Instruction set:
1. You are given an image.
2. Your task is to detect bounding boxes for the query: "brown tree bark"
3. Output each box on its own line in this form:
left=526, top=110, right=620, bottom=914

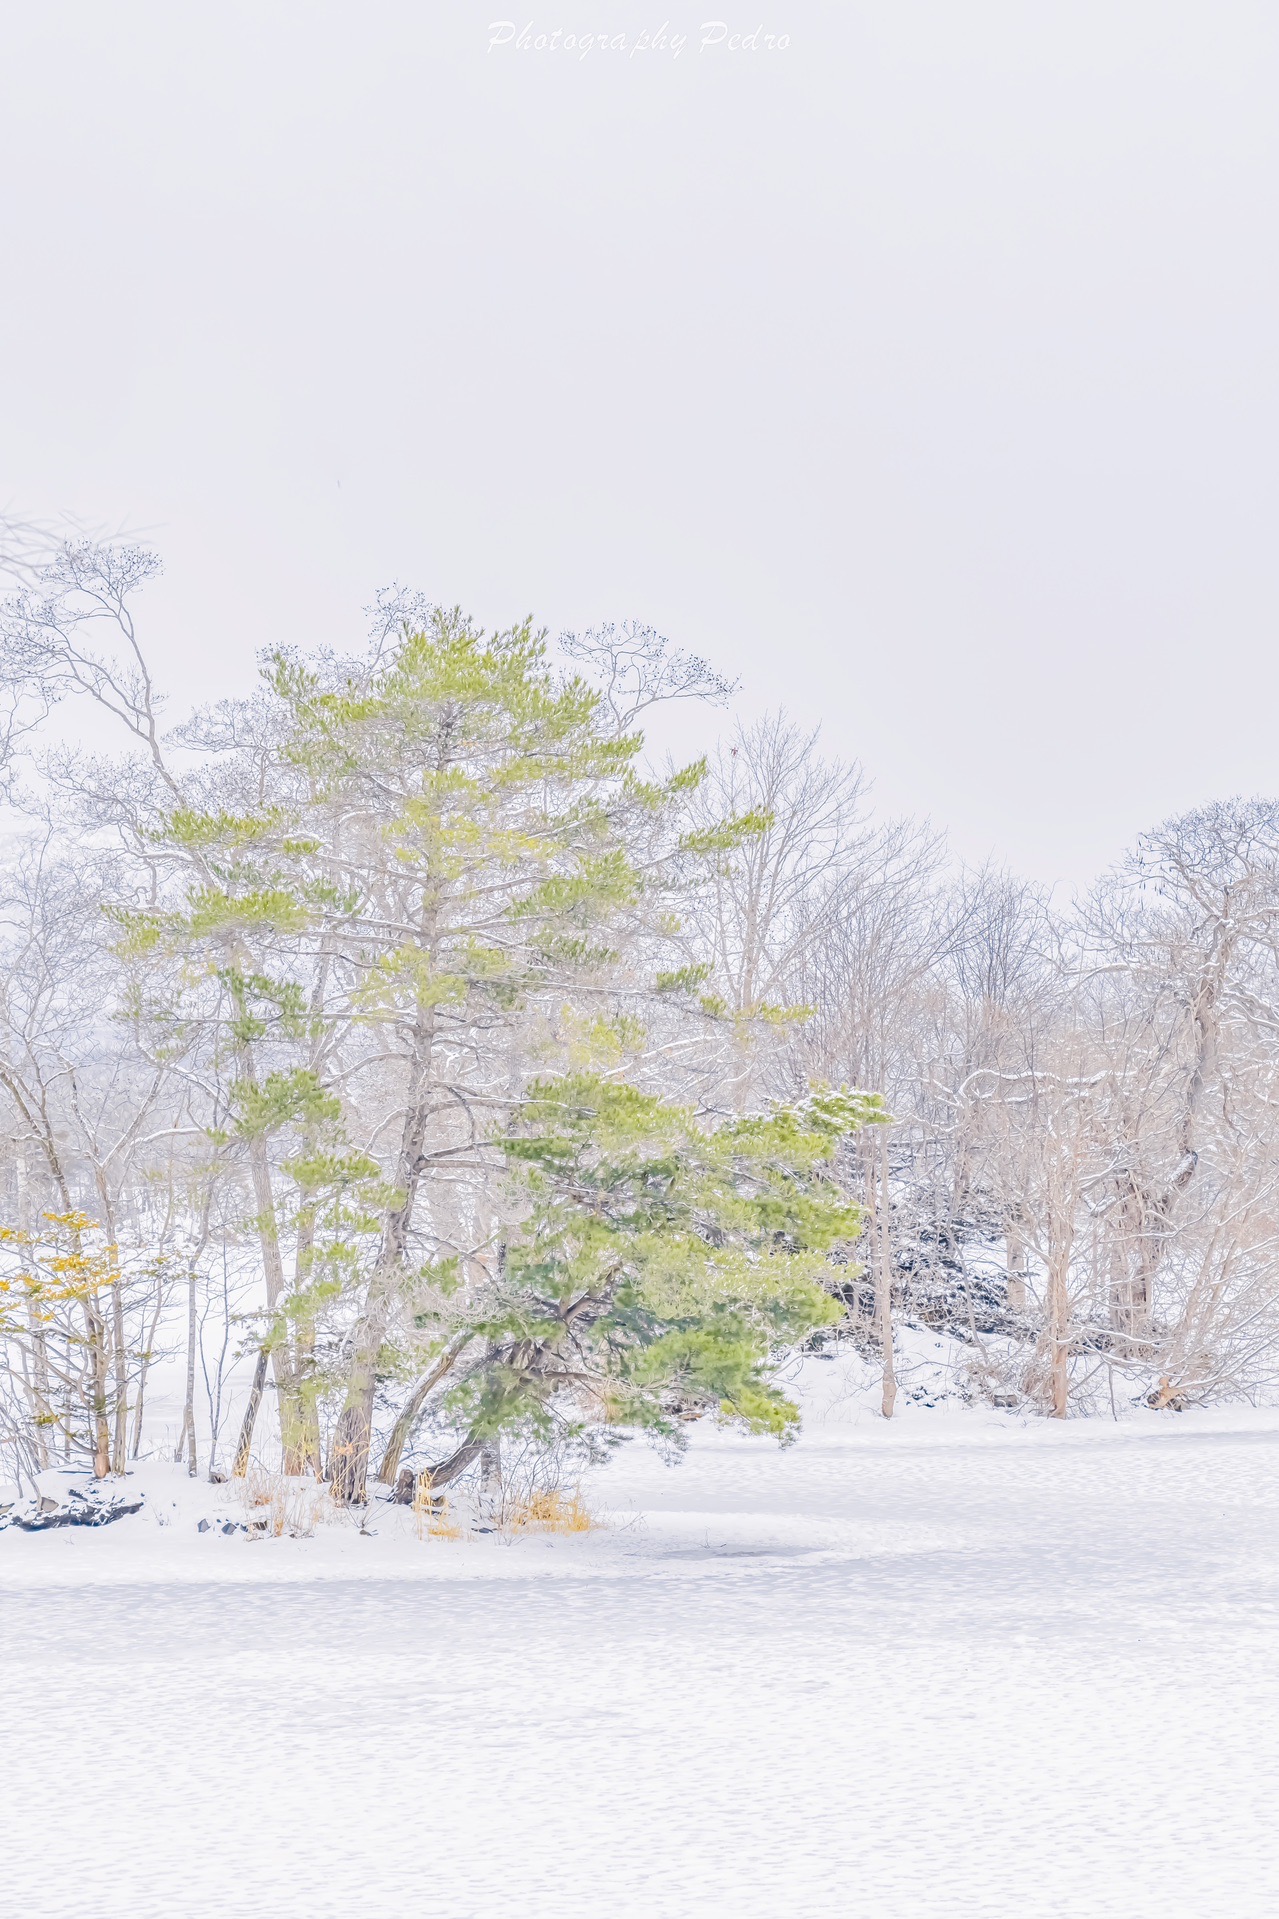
left=282, top=1190, right=322, bottom=1476
left=869, top=1129, right=897, bottom=1419
left=1005, top=1217, right=1028, bottom=1314
left=233, top=1346, right=270, bottom=1477
left=1047, top=1247, right=1070, bottom=1419
left=84, top=1292, right=113, bottom=1478
left=375, top=1332, right=475, bottom=1486
left=330, top=989, right=439, bottom=1503
left=175, top=1264, right=199, bottom=1476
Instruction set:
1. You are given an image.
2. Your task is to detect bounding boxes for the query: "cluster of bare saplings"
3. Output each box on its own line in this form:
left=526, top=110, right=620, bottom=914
left=2, top=518, right=1278, bottom=1503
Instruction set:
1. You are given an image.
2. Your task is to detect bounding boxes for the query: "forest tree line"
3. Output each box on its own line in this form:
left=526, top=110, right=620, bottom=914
left=2, top=521, right=1277, bottom=1495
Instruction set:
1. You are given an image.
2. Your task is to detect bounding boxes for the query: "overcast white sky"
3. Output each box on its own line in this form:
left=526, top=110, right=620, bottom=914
left=2, top=2, right=1276, bottom=889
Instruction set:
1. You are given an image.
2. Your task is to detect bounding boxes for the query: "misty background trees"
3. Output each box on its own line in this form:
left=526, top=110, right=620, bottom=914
left=3, top=519, right=1279, bottom=1497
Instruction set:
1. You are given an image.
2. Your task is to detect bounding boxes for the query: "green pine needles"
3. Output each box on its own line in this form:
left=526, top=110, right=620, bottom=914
left=429, top=1078, right=886, bottom=1470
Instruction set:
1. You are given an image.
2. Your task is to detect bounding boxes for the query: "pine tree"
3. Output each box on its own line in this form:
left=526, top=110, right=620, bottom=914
left=411, top=1078, right=885, bottom=1487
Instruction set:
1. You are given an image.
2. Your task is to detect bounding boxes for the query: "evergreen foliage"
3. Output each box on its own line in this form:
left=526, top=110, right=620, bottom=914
left=421, top=1079, right=885, bottom=1478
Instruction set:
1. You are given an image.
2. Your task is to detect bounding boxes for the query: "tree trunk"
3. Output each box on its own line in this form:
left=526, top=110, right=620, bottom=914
left=24, top=1304, right=54, bottom=1471
left=330, top=992, right=439, bottom=1503
left=233, top=1346, right=270, bottom=1477
left=244, top=1123, right=301, bottom=1457
left=327, top=1291, right=389, bottom=1504
left=282, top=1195, right=322, bottom=1476
left=15, top=1154, right=53, bottom=1469
left=877, top=1132, right=897, bottom=1420
left=85, top=1294, right=112, bottom=1478
left=109, top=1266, right=129, bottom=1474
left=1006, top=1218, right=1028, bottom=1314
left=375, top=1333, right=475, bottom=1485
left=229, top=995, right=303, bottom=1467
left=176, top=1264, right=199, bottom=1476
left=480, top=1436, right=502, bottom=1504
left=289, top=1325, right=323, bottom=1479
left=130, top=1265, right=171, bottom=1461
left=1047, top=1248, right=1070, bottom=1419
left=419, top=1436, right=484, bottom=1492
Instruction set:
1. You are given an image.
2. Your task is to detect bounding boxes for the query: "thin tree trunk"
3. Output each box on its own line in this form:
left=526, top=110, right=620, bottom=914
left=233, top=1346, right=270, bottom=1477
left=176, top=1265, right=199, bottom=1476
left=24, top=1302, right=54, bottom=1471
left=480, top=1435, right=502, bottom=1504
left=376, top=1333, right=476, bottom=1485
left=1006, top=1216, right=1028, bottom=1314
left=283, top=1190, right=322, bottom=1476
left=229, top=984, right=301, bottom=1464
left=1107, top=1232, right=1131, bottom=1338
left=330, top=989, right=439, bottom=1503
left=15, top=1153, right=52, bottom=1469
left=108, top=1263, right=129, bottom=1474
left=85, top=1294, right=112, bottom=1478
left=244, top=1120, right=297, bottom=1452
left=131, top=1266, right=172, bottom=1461
left=877, top=1129, right=897, bottom=1420
left=1047, top=1246, right=1070, bottom=1419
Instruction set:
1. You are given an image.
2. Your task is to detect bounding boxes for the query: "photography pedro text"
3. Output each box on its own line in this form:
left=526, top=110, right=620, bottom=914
left=487, top=21, right=791, bottom=57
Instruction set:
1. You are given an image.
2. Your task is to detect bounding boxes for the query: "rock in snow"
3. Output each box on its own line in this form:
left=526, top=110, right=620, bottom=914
left=2, top=1486, right=144, bottom=1532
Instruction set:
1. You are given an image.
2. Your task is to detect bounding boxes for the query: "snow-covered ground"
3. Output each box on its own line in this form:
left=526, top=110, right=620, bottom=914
left=4, top=1346, right=1279, bottom=1918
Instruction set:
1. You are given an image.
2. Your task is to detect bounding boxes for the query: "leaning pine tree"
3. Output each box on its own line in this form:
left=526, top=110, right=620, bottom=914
left=406, top=1077, right=886, bottom=1490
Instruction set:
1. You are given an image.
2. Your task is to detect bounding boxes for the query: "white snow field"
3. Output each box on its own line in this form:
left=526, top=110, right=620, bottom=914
left=4, top=1355, right=1279, bottom=1919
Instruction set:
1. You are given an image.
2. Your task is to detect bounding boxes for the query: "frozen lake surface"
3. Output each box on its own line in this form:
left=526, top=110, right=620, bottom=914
left=5, top=1391, right=1279, bottom=1917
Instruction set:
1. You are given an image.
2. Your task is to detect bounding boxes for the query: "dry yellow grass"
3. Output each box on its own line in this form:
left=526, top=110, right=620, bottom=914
left=502, top=1487, right=593, bottom=1535
left=412, top=1477, right=463, bottom=1541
